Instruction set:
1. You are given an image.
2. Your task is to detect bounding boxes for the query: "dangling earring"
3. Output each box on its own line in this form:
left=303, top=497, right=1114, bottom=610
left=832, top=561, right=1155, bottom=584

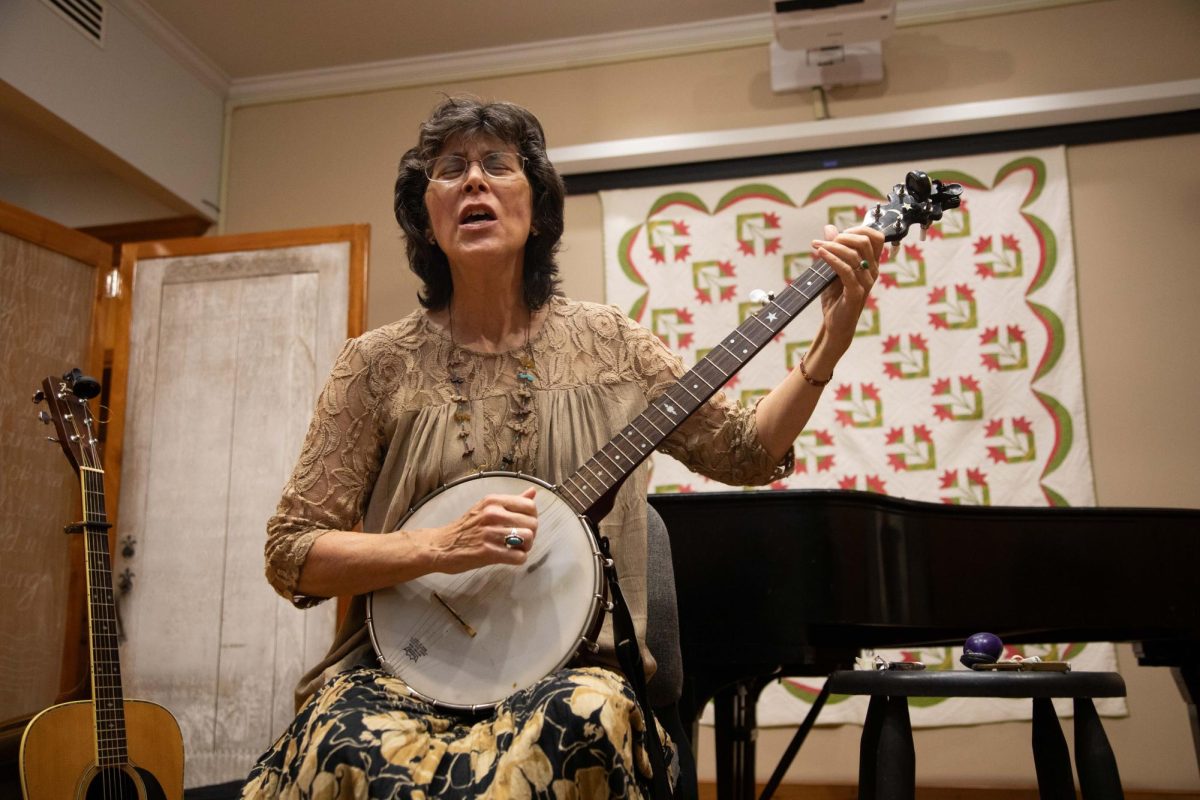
left=529, top=225, right=540, bottom=237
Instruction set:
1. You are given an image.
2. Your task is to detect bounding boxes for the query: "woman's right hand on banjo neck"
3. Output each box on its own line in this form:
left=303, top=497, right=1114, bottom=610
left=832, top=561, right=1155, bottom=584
left=294, top=487, right=539, bottom=598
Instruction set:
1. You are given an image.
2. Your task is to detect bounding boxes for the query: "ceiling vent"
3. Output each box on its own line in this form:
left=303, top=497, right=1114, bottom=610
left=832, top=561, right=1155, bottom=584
left=39, top=0, right=106, bottom=47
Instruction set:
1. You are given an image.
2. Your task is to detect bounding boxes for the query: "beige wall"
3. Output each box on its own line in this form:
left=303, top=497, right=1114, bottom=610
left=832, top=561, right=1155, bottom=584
left=223, top=0, right=1200, bottom=790
left=3, top=0, right=224, bottom=215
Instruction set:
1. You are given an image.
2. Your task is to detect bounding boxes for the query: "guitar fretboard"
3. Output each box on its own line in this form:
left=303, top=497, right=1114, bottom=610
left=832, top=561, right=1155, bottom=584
left=82, top=465, right=128, bottom=767
left=556, top=259, right=840, bottom=518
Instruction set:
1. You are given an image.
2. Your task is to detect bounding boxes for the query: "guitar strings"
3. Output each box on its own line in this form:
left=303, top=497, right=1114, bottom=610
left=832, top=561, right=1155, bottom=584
left=62, top=385, right=132, bottom=797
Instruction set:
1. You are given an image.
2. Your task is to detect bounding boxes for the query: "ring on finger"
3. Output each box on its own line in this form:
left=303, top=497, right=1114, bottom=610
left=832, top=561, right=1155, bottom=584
left=858, top=259, right=871, bottom=271
left=504, top=527, right=524, bottom=549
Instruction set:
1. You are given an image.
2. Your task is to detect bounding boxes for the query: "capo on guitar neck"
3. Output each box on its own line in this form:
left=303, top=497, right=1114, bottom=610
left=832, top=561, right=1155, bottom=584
left=63, top=520, right=113, bottom=535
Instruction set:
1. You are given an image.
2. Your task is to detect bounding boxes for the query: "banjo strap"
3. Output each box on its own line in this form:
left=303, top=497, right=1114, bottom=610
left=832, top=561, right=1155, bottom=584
left=600, top=535, right=674, bottom=800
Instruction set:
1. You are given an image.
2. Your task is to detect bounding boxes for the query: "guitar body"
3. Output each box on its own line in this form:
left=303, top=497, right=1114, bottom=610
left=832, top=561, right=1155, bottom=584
left=19, top=699, right=184, bottom=799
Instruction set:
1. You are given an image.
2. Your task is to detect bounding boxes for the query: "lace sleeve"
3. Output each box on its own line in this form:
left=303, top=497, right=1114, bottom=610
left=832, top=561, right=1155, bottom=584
left=616, top=310, right=793, bottom=486
left=265, top=337, right=385, bottom=607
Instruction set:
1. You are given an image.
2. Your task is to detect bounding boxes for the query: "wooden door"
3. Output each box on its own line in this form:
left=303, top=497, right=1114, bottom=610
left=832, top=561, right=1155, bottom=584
left=0, top=201, right=109, bottom=726
left=108, top=226, right=367, bottom=787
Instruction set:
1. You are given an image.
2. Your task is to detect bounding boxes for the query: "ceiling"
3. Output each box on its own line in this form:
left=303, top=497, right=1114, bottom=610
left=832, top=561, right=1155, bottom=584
left=0, top=0, right=805, bottom=227
left=136, top=0, right=773, bottom=80
left=4, top=0, right=1100, bottom=228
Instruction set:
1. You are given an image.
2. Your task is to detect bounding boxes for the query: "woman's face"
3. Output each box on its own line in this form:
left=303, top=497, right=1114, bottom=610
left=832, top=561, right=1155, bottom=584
left=423, top=132, right=533, bottom=273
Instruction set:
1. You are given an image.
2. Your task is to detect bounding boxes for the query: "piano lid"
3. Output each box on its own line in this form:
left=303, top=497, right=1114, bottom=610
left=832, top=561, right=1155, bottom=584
left=649, top=489, right=1200, bottom=662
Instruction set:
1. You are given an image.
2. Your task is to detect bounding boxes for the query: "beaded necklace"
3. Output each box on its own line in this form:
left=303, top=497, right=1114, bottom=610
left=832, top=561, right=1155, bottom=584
left=446, top=306, right=537, bottom=472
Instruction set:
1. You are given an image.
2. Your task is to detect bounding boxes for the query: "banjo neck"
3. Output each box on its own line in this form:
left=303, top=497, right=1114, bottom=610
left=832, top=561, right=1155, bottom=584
left=367, top=172, right=962, bottom=711
left=556, top=259, right=839, bottom=524
left=555, top=170, right=963, bottom=524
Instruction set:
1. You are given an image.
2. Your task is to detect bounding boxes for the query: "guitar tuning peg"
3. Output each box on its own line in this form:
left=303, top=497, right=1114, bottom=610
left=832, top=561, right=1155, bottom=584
left=72, top=374, right=101, bottom=400
left=32, top=389, right=45, bottom=404
left=748, top=289, right=775, bottom=305
left=37, top=411, right=51, bottom=425
left=46, top=436, right=59, bottom=444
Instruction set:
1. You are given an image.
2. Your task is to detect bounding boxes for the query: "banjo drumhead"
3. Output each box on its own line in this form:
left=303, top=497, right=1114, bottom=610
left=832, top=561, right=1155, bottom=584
left=368, top=474, right=603, bottom=710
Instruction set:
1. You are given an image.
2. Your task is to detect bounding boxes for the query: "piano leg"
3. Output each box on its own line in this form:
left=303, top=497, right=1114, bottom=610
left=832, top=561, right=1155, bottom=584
left=712, top=677, right=778, bottom=800
left=714, top=681, right=756, bottom=800
left=1171, top=664, right=1200, bottom=775
left=1134, top=642, right=1200, bottom=777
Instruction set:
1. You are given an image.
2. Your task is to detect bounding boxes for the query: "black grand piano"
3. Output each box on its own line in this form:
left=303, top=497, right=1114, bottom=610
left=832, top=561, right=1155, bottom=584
left=649, top=489, right=1200, bottom=799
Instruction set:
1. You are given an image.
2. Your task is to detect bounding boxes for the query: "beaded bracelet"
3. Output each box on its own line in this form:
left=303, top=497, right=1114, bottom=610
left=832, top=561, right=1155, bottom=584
left=799, top=354, right=831, bottom=388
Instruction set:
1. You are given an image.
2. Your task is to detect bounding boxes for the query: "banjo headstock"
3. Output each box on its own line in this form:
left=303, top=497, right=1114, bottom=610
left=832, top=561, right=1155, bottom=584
left=864, top=170, right=964, bottom=244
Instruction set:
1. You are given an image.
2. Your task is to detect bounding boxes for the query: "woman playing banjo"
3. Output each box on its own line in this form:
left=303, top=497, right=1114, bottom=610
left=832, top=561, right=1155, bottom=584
left=244, top=96, right=884, bottom=798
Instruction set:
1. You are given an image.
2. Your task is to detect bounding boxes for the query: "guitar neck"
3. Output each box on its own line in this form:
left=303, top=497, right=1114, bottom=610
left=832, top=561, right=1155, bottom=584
left=558, top=258, right=840, bottom=519
left=81, top=466, right=128, bottom=766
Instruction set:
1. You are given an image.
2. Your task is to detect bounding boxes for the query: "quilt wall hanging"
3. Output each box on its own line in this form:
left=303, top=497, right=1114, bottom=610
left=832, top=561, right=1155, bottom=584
left=601, top=146, right=1122, bottom=725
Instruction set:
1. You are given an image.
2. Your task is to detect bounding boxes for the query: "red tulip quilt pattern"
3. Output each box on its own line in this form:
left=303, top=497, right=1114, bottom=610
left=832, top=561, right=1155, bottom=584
left=602, top=147, right=1122, bottom=725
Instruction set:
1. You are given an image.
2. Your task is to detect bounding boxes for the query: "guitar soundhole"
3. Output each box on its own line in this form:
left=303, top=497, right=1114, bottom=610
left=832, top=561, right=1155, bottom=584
left=84, top=767, right=139, bottom=799
left=83, top=765, right=166, bottom=800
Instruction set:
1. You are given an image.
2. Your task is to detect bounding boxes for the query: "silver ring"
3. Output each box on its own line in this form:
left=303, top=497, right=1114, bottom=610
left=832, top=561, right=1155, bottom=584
left=858, top=259, right=871, bottom=271
left=504, top=528, right=524, bottom=549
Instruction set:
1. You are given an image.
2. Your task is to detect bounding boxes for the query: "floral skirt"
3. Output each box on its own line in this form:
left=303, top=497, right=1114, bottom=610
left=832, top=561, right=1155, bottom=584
left=241, top=666, right=671, bottom=800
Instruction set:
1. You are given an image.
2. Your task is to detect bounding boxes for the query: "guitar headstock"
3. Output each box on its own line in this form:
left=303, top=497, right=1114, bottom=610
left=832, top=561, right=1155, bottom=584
left=863, top=171, right=963, bottom=244
left=33, top=368, right=104, bottom=474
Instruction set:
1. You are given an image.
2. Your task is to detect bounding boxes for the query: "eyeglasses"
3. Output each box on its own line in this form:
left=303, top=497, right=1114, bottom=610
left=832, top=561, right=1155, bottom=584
left=425, top=152, right=527, bottom=183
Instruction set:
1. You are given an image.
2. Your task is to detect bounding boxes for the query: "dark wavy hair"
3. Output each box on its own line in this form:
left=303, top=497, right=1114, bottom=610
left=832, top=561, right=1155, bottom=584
left=394, top=97, right=565, bottom=311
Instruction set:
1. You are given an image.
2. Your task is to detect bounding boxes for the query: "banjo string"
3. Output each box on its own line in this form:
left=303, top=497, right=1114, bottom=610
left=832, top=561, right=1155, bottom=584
left=402, top=496, right=576, bottom=646
left=392, top=488, right=585, bottom=663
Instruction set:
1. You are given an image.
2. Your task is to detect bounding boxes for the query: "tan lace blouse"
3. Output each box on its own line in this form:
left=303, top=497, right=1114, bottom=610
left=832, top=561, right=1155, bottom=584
left=266, top=296, right=791, bottom=704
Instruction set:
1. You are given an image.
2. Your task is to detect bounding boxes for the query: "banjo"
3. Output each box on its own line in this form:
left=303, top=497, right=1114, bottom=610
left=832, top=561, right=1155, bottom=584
left=367, top=171, right=963, bottom=711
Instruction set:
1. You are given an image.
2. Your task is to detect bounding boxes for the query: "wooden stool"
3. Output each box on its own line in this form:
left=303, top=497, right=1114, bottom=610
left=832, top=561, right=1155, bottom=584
left=824, top=670, right=1126, bottom=800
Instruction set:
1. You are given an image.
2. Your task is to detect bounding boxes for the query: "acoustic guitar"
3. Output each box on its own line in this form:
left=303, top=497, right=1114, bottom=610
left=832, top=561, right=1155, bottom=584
left=367, top=171, right=963, bottom=710
left=21, top=369, right=184, bottom=799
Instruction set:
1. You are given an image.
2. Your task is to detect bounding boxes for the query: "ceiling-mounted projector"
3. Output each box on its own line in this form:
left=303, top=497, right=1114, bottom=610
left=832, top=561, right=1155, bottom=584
left=770, top=0, right=897, bottom=92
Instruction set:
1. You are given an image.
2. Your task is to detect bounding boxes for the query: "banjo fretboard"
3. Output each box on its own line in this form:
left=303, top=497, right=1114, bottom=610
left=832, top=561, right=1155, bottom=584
left=556, top=259, right=840, bottom=519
